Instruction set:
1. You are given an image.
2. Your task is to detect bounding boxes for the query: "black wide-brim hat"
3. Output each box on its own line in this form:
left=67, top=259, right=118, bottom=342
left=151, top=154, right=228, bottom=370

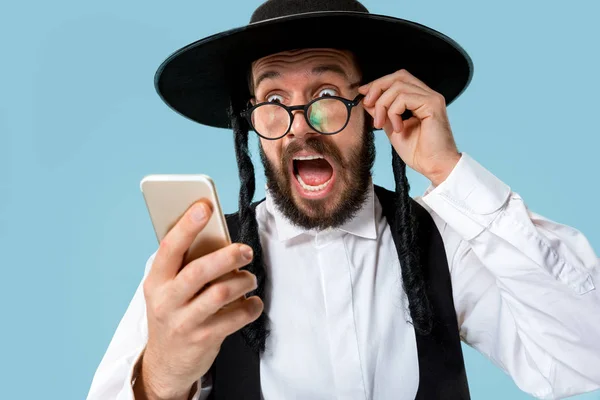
left=154, top=0, right=474, bottom=129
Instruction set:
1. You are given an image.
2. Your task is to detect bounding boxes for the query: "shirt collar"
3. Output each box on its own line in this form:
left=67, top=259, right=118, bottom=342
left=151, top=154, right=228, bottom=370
left=265, top=182, right=377, bottom=242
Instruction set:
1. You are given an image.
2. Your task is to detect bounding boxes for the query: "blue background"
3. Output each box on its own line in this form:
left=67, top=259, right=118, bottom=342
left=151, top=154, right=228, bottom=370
left=1, top=0, right=598, bottom=399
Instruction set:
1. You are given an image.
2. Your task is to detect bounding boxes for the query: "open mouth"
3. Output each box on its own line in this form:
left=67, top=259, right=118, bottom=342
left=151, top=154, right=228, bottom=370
left=292, top=154, right=335, bottom=196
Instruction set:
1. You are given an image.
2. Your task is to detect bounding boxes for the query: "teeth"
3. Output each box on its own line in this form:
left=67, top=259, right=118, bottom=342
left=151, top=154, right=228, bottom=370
left=296, top=174, right=332, bottom=192
left=293, top=155, right=324, bottom=161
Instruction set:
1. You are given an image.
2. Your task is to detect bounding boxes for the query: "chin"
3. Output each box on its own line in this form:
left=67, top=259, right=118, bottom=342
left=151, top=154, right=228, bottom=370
left=291, top=185, right=343, bottom=218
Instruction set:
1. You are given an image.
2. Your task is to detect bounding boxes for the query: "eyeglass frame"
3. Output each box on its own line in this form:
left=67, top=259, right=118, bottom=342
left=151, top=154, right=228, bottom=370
left=240, top=93, right=365, bottom=140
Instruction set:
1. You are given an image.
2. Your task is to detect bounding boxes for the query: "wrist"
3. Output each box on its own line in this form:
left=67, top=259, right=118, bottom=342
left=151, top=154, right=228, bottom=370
left=134, top=373, right=192, bottom=400
left=425, top=152, right=461, bottom=187
left=134, top=352, right=192, bottom=400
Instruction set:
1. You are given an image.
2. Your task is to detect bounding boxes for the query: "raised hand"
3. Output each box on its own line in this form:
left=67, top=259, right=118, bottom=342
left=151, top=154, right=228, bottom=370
left=359, top=69, right=461, bottom=186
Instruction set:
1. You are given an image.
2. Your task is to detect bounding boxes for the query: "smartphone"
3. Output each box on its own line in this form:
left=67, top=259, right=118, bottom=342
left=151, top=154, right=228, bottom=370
left=140, top=174, right=231, bottom=265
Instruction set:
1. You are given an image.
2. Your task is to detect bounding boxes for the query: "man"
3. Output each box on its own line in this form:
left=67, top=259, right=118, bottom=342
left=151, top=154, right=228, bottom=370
left=87, top=1, right=600, bottom=399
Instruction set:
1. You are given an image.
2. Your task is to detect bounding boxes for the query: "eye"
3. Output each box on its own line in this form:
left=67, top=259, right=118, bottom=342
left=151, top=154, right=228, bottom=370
left=266, top=94, right=284, bottom=103
left=317, top=88, right=338, bottom=98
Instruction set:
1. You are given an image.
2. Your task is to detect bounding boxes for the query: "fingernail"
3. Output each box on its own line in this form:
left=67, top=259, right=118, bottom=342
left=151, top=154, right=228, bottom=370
left=192, top=204, right=207, bottom=223
left=240, top=245, right=253, bottom=261
left=252, top=274, right=258, bottom=289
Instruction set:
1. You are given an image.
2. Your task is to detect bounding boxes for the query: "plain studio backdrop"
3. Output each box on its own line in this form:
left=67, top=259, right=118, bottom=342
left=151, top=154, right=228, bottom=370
left=0, top=0, right=598, bottom=399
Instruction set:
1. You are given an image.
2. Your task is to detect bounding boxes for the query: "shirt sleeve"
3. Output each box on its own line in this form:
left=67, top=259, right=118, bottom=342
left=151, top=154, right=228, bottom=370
left=85, top=252, right=212, bottom=400
left=418, top=153, right=600, bottom=399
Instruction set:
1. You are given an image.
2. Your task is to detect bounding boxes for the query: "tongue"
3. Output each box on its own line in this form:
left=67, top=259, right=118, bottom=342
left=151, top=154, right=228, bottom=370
left=296, top=159, right=333, bottom=186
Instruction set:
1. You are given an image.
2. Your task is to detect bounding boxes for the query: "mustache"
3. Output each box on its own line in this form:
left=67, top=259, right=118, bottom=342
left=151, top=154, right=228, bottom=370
left=281, top=137, right=345, bottom=169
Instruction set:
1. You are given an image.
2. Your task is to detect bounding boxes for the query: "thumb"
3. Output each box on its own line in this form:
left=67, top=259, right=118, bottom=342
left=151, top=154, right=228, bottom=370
left=358, top=82, right=372, bottom=94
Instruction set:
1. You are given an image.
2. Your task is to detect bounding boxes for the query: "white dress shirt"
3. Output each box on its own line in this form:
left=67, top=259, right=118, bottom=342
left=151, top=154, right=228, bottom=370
left=86, top=153, right=600, bottom=400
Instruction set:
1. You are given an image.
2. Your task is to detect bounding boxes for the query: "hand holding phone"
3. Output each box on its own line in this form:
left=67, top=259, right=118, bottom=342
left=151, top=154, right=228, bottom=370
left=134, top=175, right=264, bottom=400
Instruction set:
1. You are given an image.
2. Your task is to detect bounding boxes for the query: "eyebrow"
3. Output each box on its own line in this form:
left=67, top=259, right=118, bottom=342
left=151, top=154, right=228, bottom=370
left=311, top=64, right=349, bottom=80
left=254, top=71, right=281, bottom=90
left=254, top=64, right=354, bottom=90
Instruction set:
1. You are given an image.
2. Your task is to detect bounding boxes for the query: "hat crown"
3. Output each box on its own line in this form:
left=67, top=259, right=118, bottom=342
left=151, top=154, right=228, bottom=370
left=155, top=0, right=473, bottom=130
left=250, top=0, right=369, bottom=23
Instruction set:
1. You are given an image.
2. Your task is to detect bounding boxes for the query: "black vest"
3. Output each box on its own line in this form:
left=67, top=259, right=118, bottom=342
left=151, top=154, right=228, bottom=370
left=208, top=185, right=470, bottom=399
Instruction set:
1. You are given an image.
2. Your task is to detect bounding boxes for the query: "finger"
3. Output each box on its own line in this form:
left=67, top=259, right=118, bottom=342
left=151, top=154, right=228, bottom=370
left=200, top=296, right=264, bottom=340
left=362, top=85, right=380, bottom=109
left=147, top=200, right=214, bottom=286
left=364, top=69, right=437, bottom=107
left=372, top=81, right=426, bottom=130
left=387, top=91, right=413, bottom=133
left=388, top=100, right=404, bottom=134
left=372, top=83, right=392, bottom=129
left=374, top=101, right=387, bottom=130
left=219, top=295, right=246, bottom=311
left=396, top=91, right=433, bottom=122
left=395, top=69, right=435, bottom=94
left=358, top=82, right=372, bottom=94
left=383, top=92, right=428, bottom=137
left=363, top=69, right=413, bottom=107
left=184, top=271, right=259, bottom=325
left=170, top=243, right=254, bottom=304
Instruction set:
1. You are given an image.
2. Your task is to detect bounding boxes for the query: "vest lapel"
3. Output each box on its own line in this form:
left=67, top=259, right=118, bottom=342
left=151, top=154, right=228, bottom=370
left=207, top=211, right=262, bottom=399
left=374, top=185, right=470, bottom=399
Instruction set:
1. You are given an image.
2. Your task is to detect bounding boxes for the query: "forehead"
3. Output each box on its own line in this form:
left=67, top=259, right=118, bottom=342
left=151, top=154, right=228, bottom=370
left=251, top=48, right=360, bottom=86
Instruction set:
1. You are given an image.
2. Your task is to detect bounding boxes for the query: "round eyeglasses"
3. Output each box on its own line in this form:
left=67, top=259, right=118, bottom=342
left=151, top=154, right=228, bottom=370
left=240, top=94, right=365, bottom=140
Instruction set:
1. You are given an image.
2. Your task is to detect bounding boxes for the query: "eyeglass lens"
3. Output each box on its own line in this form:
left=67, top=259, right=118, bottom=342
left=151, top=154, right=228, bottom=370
left=251, top=97, right=349, bottom=139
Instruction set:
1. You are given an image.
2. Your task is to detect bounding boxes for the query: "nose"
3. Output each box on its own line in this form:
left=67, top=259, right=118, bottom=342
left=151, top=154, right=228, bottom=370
left=289, top=109, right=316, bottom=139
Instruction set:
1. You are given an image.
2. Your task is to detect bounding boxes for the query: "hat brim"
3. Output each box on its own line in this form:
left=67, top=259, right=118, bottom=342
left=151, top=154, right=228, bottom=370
left=154, top=11, right=474, bottom=129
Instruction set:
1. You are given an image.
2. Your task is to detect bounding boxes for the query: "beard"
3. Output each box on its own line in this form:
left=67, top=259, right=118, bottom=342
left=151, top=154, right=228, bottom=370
left=259, top=127, right=376, bottom=231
